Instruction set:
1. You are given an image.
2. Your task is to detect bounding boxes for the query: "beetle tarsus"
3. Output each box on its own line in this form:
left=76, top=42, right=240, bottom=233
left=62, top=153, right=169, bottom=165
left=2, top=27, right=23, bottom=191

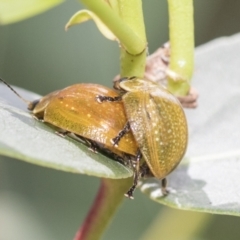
left=110, top=138, right=119, bottom=147
left=96, top=95, right=104, bottom=103
left=88, top=146, right=98, bottom=153
left=124, top=189, right=134, bottom=199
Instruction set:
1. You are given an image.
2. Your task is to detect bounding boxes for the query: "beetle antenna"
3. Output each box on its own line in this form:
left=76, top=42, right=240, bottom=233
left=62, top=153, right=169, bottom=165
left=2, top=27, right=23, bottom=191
left=0, top=77, right=31, bottom=105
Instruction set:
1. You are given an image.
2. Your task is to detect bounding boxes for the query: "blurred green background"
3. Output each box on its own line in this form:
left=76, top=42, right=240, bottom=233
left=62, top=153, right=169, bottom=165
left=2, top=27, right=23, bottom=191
left=1, top=1, right=240, bottom=239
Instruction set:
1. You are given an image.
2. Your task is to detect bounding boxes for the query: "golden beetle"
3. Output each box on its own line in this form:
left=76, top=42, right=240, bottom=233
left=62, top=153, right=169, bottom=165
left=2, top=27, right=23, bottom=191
left=97, top=76, right=188, bottom=193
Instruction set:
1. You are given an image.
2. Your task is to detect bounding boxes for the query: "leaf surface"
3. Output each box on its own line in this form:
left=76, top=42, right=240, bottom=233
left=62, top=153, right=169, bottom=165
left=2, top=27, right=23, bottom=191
left=140, top=34, right=240, bottom=216
left=0, top=0, right=64, bottom=25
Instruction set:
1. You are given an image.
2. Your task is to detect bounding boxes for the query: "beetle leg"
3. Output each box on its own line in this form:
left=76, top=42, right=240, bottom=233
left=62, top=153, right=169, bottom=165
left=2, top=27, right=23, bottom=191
left=55, top=130, right=69, bottom=138
left=139, top=162, right=153, bottom=178
left=111, top=154, right=125, bottom=165
left=31, top=114, right=44, bottom=122
left=81, top=138, right=99, bottom=153
left=111, top=122, right=130, bottom=147
left=105, top=151, right=127, bottom=166
left=73, top=135, right=99, bottom=153
left=124, top=150, right=142, bottom=199
left=87, top=141, right=99, bottom=153
left=137, top=164, right=169, bottom=197
left=96, top=95, right=122, bottom=103
left=161, top=178, right=169, bottom=196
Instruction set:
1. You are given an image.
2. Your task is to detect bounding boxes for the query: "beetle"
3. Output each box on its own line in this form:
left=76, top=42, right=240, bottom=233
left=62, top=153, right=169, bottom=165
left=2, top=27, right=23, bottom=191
left=96, top=76, right=188, bottom=190
left=0, top=77, right=154, bottom=199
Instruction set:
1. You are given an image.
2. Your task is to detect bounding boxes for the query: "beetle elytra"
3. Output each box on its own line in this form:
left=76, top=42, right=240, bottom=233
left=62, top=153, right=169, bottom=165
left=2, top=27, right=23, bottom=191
left=97, top=76, right=188, bottom=193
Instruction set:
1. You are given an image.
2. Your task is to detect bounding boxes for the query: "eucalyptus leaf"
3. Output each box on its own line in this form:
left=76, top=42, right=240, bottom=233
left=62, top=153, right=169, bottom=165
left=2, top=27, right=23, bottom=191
left=0, top=85, right=132, bottom=179
left=65, top=10, right=116, bottom=41
left=0, top=0, right=64, bottom=25
left=140, top=33, right=240, bottom=216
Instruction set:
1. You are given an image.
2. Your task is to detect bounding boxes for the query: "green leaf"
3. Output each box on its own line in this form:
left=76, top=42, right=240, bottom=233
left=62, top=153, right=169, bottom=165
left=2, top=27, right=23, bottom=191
left=0, top=84, right=132, bottom=179
left=65, top=10, right=116, bottom=41
left=140, top=33, right=240, bottom=216
left=0, top=0, right=64, bottom=25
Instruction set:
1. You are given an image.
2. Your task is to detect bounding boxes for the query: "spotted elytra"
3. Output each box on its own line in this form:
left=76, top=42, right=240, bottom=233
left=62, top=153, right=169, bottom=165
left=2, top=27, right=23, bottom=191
left=96, top=76, right=188, bottom=188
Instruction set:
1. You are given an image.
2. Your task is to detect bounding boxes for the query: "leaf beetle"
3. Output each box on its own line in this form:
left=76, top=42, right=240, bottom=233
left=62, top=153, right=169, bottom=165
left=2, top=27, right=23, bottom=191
left=96, top=76, right=188, bottom=193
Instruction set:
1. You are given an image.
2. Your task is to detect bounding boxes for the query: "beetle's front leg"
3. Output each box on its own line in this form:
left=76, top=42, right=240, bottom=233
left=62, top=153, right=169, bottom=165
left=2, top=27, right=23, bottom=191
left=96, top=95, right=122, bottom=103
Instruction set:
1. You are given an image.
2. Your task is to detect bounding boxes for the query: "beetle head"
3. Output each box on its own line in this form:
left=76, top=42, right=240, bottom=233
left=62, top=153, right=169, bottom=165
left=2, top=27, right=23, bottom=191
left=115, top=77, right=159, bottom=93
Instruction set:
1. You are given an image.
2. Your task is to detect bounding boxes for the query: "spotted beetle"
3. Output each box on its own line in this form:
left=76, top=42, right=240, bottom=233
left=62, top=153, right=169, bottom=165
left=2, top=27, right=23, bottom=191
left=97, top=76, right=188, bottom=193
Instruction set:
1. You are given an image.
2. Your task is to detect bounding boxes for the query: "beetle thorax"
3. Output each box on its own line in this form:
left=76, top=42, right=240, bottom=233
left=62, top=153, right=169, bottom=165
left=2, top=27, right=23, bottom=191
left=120, top=78, right=158, bottom=92
left=120, top=78, right=180, bottom=107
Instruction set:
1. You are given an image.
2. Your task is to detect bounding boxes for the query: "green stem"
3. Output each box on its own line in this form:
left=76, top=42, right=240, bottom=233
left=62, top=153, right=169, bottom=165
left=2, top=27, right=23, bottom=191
left=80, top=0, right=146, bottom=55
left=76, top=1, right=147, bottom=239
left=167, top=0, right=194, bottom=95
left=118, top=0, right=147, bottom=77
left=120, top=50, right=146, bottom=78
left=74, top=178, right=133, bottom=240
left=108, top=0, right=120, bottom=14
left=140, top=208, right=213, bottom=240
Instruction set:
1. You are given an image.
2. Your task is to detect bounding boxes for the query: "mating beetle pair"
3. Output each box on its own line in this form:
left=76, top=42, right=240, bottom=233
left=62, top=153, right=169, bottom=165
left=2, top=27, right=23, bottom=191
left=0, top=76, right=188, bottom=199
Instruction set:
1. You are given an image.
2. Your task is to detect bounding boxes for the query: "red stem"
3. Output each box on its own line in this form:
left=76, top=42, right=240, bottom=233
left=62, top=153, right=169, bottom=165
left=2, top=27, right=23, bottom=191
left=74, top=180, right=107, bottom=240
left=74, top=178, right=132, bottom=240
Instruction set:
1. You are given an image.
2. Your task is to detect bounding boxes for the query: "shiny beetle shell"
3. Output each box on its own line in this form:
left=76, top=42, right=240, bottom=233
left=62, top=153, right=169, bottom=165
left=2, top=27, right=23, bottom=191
left=115, top=77, right=188, bottom=179
left=31, top=84, right=138, bottom=157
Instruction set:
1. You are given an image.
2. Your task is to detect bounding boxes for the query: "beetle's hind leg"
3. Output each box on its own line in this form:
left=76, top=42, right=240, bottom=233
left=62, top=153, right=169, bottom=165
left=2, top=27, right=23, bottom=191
left=125, top=150, right=142, bottom=199
left=132, top=162, right=169, bottom=197
left=111, top=122, right=130, bottom=147
left=161, top=178, right=168, bottom=196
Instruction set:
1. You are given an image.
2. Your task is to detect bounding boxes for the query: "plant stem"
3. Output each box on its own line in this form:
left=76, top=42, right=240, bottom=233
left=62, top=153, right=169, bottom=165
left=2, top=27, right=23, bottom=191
left=76, top=1, right=147, bottom=239
left=167, top=0, right=194, bottom=95
left=107, top=0, right=120, bottom=15
left=117, top=0, right=147, bottom=77
left=80, top=0, right=146, bottom=55
left=140, top=208, right=213, bottom=240
left=74, top=178, right=133, bottom=240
